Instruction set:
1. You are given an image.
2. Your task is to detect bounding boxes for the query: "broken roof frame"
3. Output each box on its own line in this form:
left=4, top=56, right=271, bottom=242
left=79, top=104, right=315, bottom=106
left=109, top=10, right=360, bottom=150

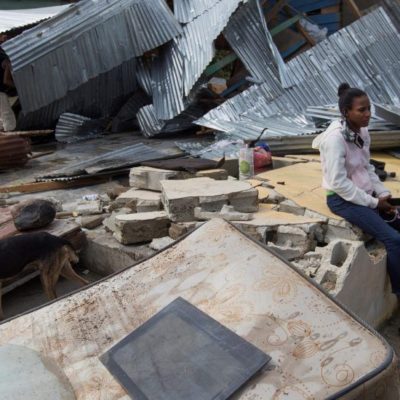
left=2, top=0, right=183, bottom=122
left=137, top=0, right=292, bottom=137
left=195, top=6, right=400, bottom=140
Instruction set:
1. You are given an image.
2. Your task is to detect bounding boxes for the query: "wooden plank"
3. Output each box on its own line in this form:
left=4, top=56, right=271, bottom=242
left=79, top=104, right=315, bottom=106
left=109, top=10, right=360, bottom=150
left=296, top=21, right=316, bottom=46
left=289, top=0, right=340, bottom=13
left=2, top=272, right=40, bottom=295
left=321, top=5, right=340, bottom=14
left=0, top=130, right=54, bottom=138
left=0, top=176, right=109, bottom=194
left=205, top=53, right=237, bottom=77
left=30, top=151, right=55, bottom=160
left=310, top=13, right=341, bottom=24
left=343, top=0, right=362, bottom=18
left=205, top=13, right=301, bottom=77
left=266, top=0, right=287, bottom=23
left=270, top=14, right=302, bottom=35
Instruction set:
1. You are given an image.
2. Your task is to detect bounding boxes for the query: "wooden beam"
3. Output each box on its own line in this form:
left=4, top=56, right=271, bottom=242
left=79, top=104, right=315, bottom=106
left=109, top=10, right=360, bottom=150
left=343, top=0, right=362, bottom=18
left=0, top=130, right=54, bottom=138
left=266, top=0, right=287, bottom=23
left=0, top=176, right=109, bottom=194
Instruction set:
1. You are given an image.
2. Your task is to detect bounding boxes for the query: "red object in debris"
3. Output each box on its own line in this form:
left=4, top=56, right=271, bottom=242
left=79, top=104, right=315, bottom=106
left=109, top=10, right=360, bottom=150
left=0, top=136, right=31, bottom=169
left=253, top=146, right=272, bottom=169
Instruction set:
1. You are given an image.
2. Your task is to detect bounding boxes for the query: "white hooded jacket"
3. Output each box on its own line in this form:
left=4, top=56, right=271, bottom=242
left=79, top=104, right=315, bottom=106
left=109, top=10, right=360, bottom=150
left=312, top=120, right=390, bottom=208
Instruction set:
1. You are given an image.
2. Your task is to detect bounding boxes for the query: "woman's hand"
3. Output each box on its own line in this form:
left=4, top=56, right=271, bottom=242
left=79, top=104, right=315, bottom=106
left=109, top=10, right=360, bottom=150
left=377, top=195, right=395, bottom=213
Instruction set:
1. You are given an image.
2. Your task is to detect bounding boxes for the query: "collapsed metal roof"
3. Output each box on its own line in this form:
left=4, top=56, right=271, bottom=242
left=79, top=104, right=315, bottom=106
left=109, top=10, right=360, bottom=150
left=223, top=0, right=282, bottom=90
left=150, top=0, right=242, bottom=121
left=196, top=7, right=400, bottom=139
left=173, top=0, right=220, bottom=23
left=0, top=5, right=69, bottom=34
left=17, top=58, right=138, bottom=130
left=2, top=0, right=182, bottom=119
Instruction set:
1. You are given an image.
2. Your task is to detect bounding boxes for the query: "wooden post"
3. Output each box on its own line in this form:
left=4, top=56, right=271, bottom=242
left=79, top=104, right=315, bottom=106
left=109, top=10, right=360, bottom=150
left=343, top=0, right=362, bottom=18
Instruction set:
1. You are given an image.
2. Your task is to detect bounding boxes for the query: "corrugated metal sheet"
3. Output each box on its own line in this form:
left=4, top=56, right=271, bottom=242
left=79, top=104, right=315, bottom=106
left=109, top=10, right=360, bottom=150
left=223, top=0, right=282, bottom=90
left=137, top=84, right=214, bottom=137
left=16, top=58, right=137, bottom=130
left=111, top=89, right=151, bottom=133
left=0, top=136, right=31, bottom=168
left=136, top=59, right=154, bottom=98
left=152, top=0, right=242, bottom=120
left=196, top=7, right=400, bottom=139
left=55, top=113, right=91, bottom=140
left=0, top=5, right=69, bottom=34
left=2, top=0, right=182, bottom=114
left=383, top=0, right=400, bottom=31
left=306, top=105, right=399, bottom=131
left=137, top=103, right=206, bottom=137
left=174, top=0, right=220, bottom=23
left=223, top=0, right=290, bottom=88
left=36, top=143, right=175, bottom=179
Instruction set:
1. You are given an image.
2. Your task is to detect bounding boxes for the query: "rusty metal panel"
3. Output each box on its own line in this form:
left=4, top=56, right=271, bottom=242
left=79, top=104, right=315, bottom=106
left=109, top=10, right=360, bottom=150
left=0, top=136, right=31, bottom=168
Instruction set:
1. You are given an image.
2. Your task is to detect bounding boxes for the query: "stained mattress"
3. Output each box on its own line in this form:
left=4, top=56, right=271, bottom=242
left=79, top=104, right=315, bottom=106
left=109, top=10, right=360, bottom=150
left=0, top=219, right=397, bottom=399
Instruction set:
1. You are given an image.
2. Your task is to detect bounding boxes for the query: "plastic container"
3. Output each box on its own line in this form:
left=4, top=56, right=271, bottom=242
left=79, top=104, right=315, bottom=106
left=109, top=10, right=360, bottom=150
left=239, top=146, right=254, bottom=180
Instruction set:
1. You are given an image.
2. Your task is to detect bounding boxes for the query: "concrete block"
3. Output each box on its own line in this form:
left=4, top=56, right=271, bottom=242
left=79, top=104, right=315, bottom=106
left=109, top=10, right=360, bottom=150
left=129, top=166, right=186, bottom=191
left=279, top=199, right=305, bottom=216
left=75, top=200, right=103, bottom=216
left=315, top=239, right=397, bottom=327
left=303, top=209, right=329, bottom=224
left=325, top=218, right=364, bottom=242
left=267, top=243, right=305, bottom=261
left=113, top=188, right=162, bottom=212
left=220, top=158, right=239, bottom=178
left=275, top=225, right=313, bottom=251
left=293, top=252, right=322, bottom=278
left=79, top=228, right=155, bottom=275
left=161, top=178, right=258, bottom=222
left=169, top=222, right=198, bottom=240
left=234, top=223, right=269, bottom=243
left=229, top=189, right=259, bottom=213
left=262, top=187, right=285, bottom=204
left=150, top=236, right=175, bottom=251
left=103, top=208, right=132, bottom=233
left=194, top=205, right=252, bottom=221
left=256, top=186, right=270, bottom=202
left=79, top=215, right=106, bottom=230
left=195, top=169, right=228, bottom=180
left=114, top=211, right=170, bottom=245
left=106, top=185, right=129, bottom=200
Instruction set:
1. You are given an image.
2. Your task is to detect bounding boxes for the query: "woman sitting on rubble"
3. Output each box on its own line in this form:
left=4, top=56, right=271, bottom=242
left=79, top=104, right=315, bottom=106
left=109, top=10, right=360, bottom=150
left=312, top=82, right=400, bottom=296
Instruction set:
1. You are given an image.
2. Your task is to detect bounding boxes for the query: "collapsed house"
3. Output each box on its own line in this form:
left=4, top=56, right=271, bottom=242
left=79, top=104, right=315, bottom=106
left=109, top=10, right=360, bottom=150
left=4, top=0, right=400, bottom=141
left=1, top=1, right=400, bottom=398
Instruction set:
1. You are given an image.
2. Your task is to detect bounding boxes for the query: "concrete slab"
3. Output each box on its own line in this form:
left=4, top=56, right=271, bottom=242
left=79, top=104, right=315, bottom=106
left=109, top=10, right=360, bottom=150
left=195, top=169, right=228, bottom=180
left=129, top=166, right=188, bottom=191
left=314, top=240, right=397, bottom=328
left=114, top=211, right=170, bottom=244
left=113, top=188, right=162, bottom=212
left=80, top=228, right=155, bottom=275
left=161, top=177, right=258, bottom=222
